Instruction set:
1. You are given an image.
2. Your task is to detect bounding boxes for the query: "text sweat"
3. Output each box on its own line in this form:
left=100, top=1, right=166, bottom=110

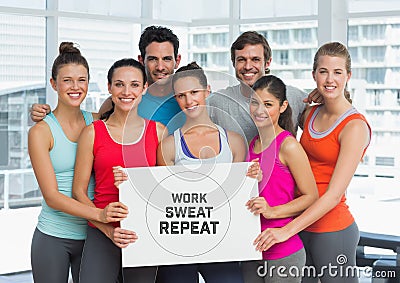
left=159, top=193, right=220, bottom=235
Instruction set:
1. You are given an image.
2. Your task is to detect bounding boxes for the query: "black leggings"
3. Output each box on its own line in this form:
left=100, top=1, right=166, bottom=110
left=299, top=222, right=360, bottom=283
left=31, top=228, right=84, bottom=283
left=79, top=226, right=157, bottom=283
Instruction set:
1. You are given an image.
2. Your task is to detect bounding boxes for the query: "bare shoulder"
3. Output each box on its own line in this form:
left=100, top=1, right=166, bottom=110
left=340, top=118, right=370, bottom=142
left=28, top=120, right=52, bottom=151
left=157, top=134, right=175, bottom=165
left=226, top=130, right=245, bottom=143
left=29, top=120, right=51, bottom=138
left=155, top=121, right=168, bottom=141
left=78, top=123, right=95, bottom=142
left=280, top=135, right=302, bottom=155
left=279, top=134, right=308, bottom=166
left=226, top=129, right=246, bottom=162
left=160, top=133, right=175, bottom=148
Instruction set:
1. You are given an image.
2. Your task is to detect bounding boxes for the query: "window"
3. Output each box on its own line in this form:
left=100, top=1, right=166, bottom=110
left=59, top=0, right=141, bottom=17
left=273, top=50, right=289, bottom=65
left=212, top=52, right=229, bottom=67
left=240, top=0, right=317, bottom=19
left=193, top=53, right=208, bottom=67
left=293, top=28, right=312, bottom=43
left=366, top=68, right=386, bottom=84
left=193, top=34, right=208, bottom=48
left=362, top=24, right=386, bottom=40
left=272, top=30, right=290, bottom=45
left=368, top=89, right=384, bottom=106
left=293, top=49, right=311, bottom=64
left=349, top=47, right=359, bottom=63
left=348, top=25, right=359, bottom=41
left=365, top=46, right=386, bottom=62
left=212, top=33, right=228, bottom=47
left=375, top=156, right=395, bottom=166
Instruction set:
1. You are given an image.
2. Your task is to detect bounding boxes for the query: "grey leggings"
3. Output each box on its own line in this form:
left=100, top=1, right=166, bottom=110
left=241, top=248, right=306, bottom=283
left=31, top=228, right=84, bottom=283
left=299, top=222, right=360, bottom=283
left=79, top=226, right=157, bottom=283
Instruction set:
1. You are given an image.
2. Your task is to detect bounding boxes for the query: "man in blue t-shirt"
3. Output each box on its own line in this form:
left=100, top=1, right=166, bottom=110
left=102, top=25, right=185, bottom=133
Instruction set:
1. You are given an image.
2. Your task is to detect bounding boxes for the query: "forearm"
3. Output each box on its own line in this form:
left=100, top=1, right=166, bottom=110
left=73, top=188, right=96, bottom=208
left=90, top=220, right=115, bottom=240
left=45, top=192, right=102, bottom=221
left=282, top=193, right=340, bottom=237
left=46, top=191, right=103, bottom=222
left=268, top=194, right=317, bottom=219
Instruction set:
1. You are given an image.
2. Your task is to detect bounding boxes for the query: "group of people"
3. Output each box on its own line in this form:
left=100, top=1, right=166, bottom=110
left=29, top=25, right=371, bottom=283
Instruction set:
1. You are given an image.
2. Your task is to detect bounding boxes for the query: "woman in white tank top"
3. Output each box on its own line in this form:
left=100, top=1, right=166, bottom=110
left=155, top=62, right=248, bottom=283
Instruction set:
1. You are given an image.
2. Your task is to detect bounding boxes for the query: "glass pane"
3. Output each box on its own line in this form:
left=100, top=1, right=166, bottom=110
left=347, top=16, right=400, bottom=237
left=59, top=18, right=141, bottom=112
left=0, top=14, right=45, bottom=207
left=189, top=26, right=229, bottom=70
left=240, top=0, right=317, bottom=19
left=349, top=0, right=400, bottom=13
left=0, top=0, right=45, bottom=9
left=59, top=0, right=141, bottom=17
left=240, top=21, right=318, bottom=81
left=154, top=0, right=229, bottom=21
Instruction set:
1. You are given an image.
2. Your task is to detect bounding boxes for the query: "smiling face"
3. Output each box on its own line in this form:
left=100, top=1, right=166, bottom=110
left=173, top=76, right=210, bottom=119
left=51, top=63, right=89, bottom=107
left=249, top=88, right=287, bottom=130
left=139, top=41, right=181, bottom=86
left=108, top=66, right=146, bottom=113
left=313, top=55, right=351, bottom=101
left=234, top=44, right=271, bottom=87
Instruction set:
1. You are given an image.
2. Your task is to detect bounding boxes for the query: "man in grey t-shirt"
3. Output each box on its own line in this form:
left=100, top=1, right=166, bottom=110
left=208, top=31, right=307, bottom=143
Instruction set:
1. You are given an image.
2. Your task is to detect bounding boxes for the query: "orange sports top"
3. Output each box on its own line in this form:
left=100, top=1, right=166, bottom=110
left=300, top=106, right=371, bottom=233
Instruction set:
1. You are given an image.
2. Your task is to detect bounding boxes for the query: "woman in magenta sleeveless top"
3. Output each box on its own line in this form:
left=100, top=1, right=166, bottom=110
left=242, top=75, right=318, bottom=283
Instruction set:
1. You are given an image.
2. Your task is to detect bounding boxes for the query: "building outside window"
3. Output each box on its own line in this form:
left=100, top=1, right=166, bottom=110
left=273, top=50, right=289, bottom=65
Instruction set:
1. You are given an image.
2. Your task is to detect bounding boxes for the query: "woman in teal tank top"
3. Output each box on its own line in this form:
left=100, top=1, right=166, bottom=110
left=28, top=42, right=129, bottom=283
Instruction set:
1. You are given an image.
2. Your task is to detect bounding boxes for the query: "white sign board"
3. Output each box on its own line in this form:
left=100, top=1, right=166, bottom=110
left=120, top=162, right=262, bottom=267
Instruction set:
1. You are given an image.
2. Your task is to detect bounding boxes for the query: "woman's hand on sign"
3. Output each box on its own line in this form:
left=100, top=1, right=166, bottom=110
left=246, top=197, right=276, bottom=219
left=113, top=166, right=128, bottom=188
left=100, top=202, right=129, bottom=223
left=111, top=227, right=138, bottom=248
left=246, top=158, right=262, bottom=182
left=254, top=227, right=290, bottom=252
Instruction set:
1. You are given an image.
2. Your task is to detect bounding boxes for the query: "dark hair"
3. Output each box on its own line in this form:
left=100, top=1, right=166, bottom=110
left=139, top=26, right=179, bottom=60
left=313, top=41, right=352, bottom=103
left=230, top=31, right=272, bottom=73
left=51, top=42, right=90, bottom=81
left=171, top=61, right=207, bottom=93
left=252, top=75, right=295, bottom=136
left=100, top=58, right=146, bottom=120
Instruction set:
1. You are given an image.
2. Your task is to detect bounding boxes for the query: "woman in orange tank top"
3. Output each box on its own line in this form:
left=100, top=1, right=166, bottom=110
left=254, top=42, right=371, bottom=283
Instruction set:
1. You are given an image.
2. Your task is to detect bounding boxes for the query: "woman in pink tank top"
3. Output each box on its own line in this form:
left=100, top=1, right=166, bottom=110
left=242, top=75, right=318, bottom=283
